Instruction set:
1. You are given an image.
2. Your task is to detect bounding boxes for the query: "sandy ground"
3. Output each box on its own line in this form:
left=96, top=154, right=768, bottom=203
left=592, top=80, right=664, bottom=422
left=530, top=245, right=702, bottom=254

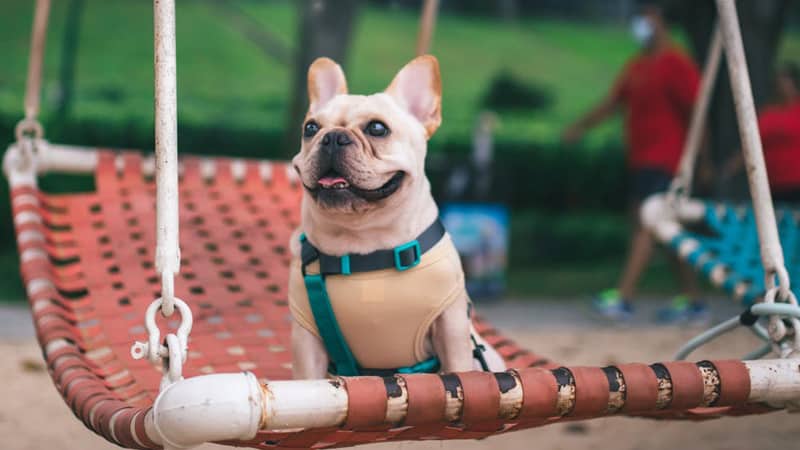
left=1, top=303, right=798, bottom=450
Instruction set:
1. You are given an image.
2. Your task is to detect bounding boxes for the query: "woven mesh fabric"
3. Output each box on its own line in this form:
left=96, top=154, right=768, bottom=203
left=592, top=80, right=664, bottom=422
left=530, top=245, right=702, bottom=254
left=671, top=202, right=800, bottom=304
left=11, top=150, right=775, bottom=449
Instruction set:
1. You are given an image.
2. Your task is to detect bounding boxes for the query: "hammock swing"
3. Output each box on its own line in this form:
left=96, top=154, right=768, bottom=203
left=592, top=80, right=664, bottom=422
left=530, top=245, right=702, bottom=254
left=3, top=1, right=799, bottom=449
left=643, top=22, right=800, bottom=309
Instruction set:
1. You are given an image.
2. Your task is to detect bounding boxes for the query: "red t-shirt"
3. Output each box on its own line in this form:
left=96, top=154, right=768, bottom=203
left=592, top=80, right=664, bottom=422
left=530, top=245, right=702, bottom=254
left=612, top=47, right=700, bottom=174
left=758, top=100, right=800, bottom=192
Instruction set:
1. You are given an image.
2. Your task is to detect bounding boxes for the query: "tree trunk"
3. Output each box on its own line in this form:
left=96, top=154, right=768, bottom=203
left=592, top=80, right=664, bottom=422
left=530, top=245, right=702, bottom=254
left=676, top=0, right=788, bottom=199
left=57, top=0, right=85, bottom=119
left=282, top=0, right=361, bottom=157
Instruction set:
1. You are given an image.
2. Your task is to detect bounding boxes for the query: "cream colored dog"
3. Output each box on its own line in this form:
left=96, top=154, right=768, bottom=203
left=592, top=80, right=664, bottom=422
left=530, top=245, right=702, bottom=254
left=289, top=55, right=504, bottom=379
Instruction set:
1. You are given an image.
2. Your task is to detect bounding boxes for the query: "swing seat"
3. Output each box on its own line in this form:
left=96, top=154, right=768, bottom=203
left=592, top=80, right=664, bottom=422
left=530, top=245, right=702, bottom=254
left=6, top=143, right=789, bottom=449
left=643, top=194, right=800, bottom=305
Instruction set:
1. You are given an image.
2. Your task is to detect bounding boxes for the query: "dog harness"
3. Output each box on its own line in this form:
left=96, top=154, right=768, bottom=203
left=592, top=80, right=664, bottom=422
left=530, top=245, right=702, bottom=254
left=289, top=219, right=489, bottom=376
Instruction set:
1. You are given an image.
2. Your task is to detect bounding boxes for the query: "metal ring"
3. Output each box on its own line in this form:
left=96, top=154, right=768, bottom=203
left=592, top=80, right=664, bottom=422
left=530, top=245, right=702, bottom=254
left=14, top=118, right=44, bottom=142
left=141, top=296, right=193, bottom=364
left=161, top=333, right=183, bottom=389
left=763, top=287, right=787, bottom=343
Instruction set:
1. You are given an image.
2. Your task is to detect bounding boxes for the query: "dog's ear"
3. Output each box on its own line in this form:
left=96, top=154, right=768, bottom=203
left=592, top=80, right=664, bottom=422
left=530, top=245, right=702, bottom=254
left=308, top=57, right=348, bottom=112
left=386, top=55, right=442, bottom=137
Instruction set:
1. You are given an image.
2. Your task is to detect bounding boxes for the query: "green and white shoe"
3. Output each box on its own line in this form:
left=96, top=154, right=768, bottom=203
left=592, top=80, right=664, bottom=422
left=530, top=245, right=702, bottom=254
left=591, top=289, right=634, bottom=321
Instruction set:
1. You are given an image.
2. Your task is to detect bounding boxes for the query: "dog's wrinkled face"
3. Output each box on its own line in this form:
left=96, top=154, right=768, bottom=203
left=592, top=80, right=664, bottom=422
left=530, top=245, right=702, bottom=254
left=292, top=56, right=441, bottom=213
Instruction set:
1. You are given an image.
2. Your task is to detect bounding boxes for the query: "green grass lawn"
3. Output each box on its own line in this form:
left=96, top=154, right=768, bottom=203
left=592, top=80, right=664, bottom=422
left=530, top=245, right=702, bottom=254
left=4, top=1, right=800, bottom=149
left=0, top=0, right=641, bottom=152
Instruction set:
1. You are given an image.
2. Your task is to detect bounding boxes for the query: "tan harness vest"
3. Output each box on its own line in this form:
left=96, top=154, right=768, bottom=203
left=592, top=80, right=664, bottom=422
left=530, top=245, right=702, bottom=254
left=289, top=234, right=465, bottom=369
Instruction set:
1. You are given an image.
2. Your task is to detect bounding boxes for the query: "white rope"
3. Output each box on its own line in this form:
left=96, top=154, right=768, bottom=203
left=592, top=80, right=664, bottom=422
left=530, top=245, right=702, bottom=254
left=415, top=0, right=439, bottom=56
left=716, top=0, right=790, bottom=300
left=154, top=0, right=181, bottom=317
left=128, top=0, right=191, bottom=391
left=24, top=0, right=50, bottom=121
left=7, top=0, right=51, bottom=183
left=669, top=23, right=722, bottom=200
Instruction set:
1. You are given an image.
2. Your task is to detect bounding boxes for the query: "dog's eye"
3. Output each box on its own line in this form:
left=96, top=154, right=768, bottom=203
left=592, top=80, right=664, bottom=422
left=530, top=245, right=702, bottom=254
left=365, top=120, right=389, bottom=137
left=303, top=121, right=320, bottom=138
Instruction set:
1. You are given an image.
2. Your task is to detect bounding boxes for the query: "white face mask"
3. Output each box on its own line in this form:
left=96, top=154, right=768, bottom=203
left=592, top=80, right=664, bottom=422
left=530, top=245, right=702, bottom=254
left=631, top=15, right=654, bottom=47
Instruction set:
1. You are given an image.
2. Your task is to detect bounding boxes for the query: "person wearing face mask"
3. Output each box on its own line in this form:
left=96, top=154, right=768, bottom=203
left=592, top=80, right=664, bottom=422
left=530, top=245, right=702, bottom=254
left=562, top=3, right=704, bottom=323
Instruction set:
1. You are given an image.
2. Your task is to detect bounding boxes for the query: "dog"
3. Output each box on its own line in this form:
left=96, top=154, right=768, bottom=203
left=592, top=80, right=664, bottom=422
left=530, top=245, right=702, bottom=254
left=289, top=55, right=505, bottom=379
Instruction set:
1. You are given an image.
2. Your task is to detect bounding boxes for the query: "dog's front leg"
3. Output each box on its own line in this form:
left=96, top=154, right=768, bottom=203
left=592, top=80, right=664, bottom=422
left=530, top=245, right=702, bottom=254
left=431, top=295, right=474, bottom=373
left=291, top=320, right=330, bottom=379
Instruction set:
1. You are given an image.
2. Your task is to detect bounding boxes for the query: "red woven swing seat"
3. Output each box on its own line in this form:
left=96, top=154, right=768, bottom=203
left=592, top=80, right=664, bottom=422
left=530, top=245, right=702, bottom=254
left=10, top=148, right=776, bottom=449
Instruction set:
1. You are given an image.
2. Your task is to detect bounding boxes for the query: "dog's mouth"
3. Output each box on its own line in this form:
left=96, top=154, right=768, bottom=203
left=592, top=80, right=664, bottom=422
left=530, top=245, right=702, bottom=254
left=305, top=170, right=406, bottom=203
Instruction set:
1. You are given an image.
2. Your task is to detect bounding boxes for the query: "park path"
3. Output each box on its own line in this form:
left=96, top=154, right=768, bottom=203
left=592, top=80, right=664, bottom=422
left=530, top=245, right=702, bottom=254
left=0, top=296, right=742, bottom=340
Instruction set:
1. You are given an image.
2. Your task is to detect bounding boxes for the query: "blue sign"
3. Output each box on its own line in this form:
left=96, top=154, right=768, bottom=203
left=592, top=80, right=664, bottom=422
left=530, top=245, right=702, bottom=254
left=440, top=203, right=509, bottom=300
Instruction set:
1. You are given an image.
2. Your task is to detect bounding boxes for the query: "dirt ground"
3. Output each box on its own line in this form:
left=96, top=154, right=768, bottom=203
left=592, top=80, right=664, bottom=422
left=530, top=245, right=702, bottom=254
left=2, top=320, right=798, bottom=450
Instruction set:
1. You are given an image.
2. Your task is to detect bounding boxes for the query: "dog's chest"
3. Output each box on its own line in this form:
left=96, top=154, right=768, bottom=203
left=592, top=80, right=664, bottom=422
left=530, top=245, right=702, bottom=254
left=288, top=235, right=466, bottom=368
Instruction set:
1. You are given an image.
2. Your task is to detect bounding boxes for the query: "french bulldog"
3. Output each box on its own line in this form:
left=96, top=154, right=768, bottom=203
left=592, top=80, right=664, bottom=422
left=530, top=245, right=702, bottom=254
left=289, top=55, right=505, bottom=379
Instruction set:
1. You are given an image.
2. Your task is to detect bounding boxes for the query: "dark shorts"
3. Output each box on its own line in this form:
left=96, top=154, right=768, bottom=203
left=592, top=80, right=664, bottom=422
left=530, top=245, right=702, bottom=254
left=629, top=167, right=673, bottom=204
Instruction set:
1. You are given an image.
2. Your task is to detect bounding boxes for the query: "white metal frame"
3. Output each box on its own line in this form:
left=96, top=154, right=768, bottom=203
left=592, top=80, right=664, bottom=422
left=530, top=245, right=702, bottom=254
left=135, top=358, right=800, bottom=448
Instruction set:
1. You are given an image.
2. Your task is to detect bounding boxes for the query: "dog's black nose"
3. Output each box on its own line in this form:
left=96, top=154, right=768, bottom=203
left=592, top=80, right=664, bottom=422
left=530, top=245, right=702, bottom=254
left=321, top=131, right=352, bottom=149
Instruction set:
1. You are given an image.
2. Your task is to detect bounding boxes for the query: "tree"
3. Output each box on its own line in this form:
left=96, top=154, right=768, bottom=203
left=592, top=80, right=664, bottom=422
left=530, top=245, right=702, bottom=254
left=282, top=0, right=361, bottom=157
left=672, top=0, right=788, bottom=198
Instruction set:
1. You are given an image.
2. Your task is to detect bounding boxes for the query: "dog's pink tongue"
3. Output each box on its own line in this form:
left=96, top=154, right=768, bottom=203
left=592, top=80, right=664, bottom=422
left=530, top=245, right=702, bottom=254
left=318, top=176, right=348, bottom=188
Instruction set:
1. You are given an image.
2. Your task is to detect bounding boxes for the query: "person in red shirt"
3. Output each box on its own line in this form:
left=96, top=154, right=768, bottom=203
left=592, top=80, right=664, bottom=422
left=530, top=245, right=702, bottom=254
left=724, top=63, right=800, bottom=202
left=562, top=4, right=704, bottom=322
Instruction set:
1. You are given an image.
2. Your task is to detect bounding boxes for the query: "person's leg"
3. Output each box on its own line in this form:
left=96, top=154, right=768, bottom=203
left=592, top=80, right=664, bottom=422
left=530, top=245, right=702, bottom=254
left=670, top=252, right=701, bottom=298
left=593, top=168, right=658, bottom=320
left=594, top=216, right=652, bottom=320
left=617, top=221, right=655, bottom=299
left=655, top=232, right=710, bottom=324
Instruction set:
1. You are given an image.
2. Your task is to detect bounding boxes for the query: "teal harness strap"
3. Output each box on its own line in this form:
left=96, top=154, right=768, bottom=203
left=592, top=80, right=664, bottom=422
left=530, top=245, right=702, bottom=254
left=303, top=273, right=360, bottom=376
left=396, top=357, right=440, bottom=374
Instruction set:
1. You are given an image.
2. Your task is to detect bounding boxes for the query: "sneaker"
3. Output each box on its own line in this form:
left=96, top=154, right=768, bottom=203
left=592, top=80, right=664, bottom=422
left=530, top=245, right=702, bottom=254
left=592, top=289, right=634, bottom=321
left=655, top=295, right=710, bottom=325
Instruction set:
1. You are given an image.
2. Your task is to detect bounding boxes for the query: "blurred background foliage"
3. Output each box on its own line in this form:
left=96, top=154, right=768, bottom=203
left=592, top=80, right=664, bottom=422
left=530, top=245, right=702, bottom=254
left=1, top=0, right=799, bottom=299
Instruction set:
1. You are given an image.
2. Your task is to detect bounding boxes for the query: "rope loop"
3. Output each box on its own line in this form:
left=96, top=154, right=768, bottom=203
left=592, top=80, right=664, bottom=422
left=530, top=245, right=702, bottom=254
left=763, top=287, right=788, bottom=344
left=7, top=137, right=41, bottom=176
left=762, top=287, right=800, bottom=357
left=776, top=265, right=792, bottom=302
left=15, top=118, right=44, bottom=142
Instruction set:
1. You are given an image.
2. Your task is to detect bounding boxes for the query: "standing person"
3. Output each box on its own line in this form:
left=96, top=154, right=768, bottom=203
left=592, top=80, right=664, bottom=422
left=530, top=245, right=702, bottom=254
left=562, top=4, right=705, bottom=323
left=723, top=63, right=800, bottom=202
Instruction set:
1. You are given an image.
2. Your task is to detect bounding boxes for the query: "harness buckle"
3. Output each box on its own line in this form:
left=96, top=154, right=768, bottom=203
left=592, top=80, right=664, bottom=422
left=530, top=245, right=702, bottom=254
left=340, top=254, right=351, bottom=275
left=394, top=240, right=421, bottom=271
